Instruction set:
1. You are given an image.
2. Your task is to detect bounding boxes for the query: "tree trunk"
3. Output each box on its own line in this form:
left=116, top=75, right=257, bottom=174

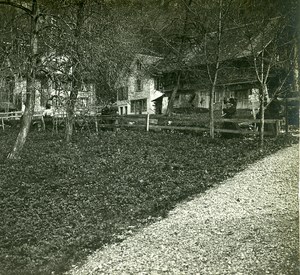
left=209, top=75, right=217, bottom=138
left=285, top=90, right=288, bottom=134
left=166, top=72, right=180, bottom=116
left=259, top=84, right=267, bottom=149
left=65, top=77, right=79, bottom=142
left=165, top=0, right=192, bottom=115
left=7, top=93, right=35, bottom=159
left=65, top=0, right=85, bottom=142
left=65, top=107, right=75, bottom=143
left=209, top=0, right=223, bottom=139
left=293, top=40, right=299, bottom=93
left=7, top=0, right=38, bottom=159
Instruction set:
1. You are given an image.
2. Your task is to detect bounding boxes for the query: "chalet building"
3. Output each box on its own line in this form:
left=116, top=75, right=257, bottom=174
left=116, top=54, right=166, bottom=115
left=154, top=19, right=289, bottom=116
left=0, top=76, right=96, bottom=114
left=36, top=77, right=96, bottom=114
left=0, top=77, right=18, bottom=112
left=157, top=62, right=262, bottom=114
left=116, top=21, right=290, bottom=117
left=0, top=54, right=96, bottom=114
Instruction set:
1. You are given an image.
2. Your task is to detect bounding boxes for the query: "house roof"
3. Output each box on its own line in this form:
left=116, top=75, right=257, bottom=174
left=115, top=53, right=163, bottom=87
left=151, top=94, right=165, bottom=102
left=136, top=54, right=162, bottom=66
left=157, top=18, right=280, bottom=72
left=134, top=54, right=163, bottom=75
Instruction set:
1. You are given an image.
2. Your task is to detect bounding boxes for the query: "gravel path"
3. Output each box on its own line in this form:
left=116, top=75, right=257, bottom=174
left=68, top=144, right=299, bottom=275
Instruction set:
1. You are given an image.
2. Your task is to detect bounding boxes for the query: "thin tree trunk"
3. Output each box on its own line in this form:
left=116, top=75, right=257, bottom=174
left=65, top=0, right=85, bottom=142
left=7, top=0, right=38, bottom=159
left=165, top=0, right=192, bottom=115
left=285, top=90, right=288, bottom=134
left=166, top=72, right=180, bottom=116
left=209, top=69, right=219, bottom=138
left=209, top=0, right=223, bottom=139
left=259, top=84, right=267, bottom=149
left=293, top=40, right=299, bottom=93
left=65, top=76, right=79, bottom=142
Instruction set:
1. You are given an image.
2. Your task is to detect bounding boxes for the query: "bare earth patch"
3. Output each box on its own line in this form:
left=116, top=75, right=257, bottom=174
left=68, top=144, right=299, bottom=275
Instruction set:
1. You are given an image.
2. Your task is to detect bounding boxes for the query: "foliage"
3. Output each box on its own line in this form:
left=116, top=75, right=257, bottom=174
left=0, top=129, right=297, bottom=274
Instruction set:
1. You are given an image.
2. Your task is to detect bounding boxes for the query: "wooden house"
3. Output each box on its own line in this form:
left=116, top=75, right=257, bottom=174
left=116, top=54, right=166, bottom=115
left=155, top=19, right=287, bottom=116
left=0, top=54, right=97, bottom=115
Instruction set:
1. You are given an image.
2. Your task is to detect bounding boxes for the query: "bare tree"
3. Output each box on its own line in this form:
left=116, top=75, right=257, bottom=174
left=165, top=0, right=193, bottom=115
left=137, top=0, right=196, bottom=116
left=64, top=0, right=86, bottom=142
left=242, top=17, right=296, bottom=147
left=0, top=0, right=40, bottom=159
left=206, top=0, right=225, bottom=138
left=180, top=0, right=232, bottom=138
left=48, top=0, right=144, bottom=141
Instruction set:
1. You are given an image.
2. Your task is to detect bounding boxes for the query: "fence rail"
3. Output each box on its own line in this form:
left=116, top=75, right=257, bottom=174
left=96, top=114, right=284, bottom=137
left=0, top=112, right=284, bottom=137
left=0, top=111, right=45, bottom=130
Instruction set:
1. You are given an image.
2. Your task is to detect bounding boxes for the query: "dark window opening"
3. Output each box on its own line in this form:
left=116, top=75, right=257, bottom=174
left=154, top=77, right=163, bottom=90
left=136, top=79, right=142, bottom=92
left=118, top=87, right=128, bottom=100
left=136, top=60, right=142, bottom=71
left=131, top=99, right=147, bottom=114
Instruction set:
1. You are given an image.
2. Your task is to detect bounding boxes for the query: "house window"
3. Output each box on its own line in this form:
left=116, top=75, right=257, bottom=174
left=125, top=106, right=128, bottom=114
left=215, top=91, right=222, bottom=103
left=77, top=97, right=88, bottom=107
left=154, top=77, right=162, bottom=90
left=136, top=79, right=142, bottom=92
left=118, top=87, right=128, bottom=100
left=0, top=78, right=14, bottom=104
left=53, top=81, right=61, bottom=91
left=41, top=78, right=48, bottom=90
left=120, top=106, right=123, bottom=115
left=131, top=99, right=147, bottom=114
left=54, top=81, right=70, bottom=92
left=235, top=90, right=250, bottom=108
left=40, top=91, right=48, bottom=107
left=136, top=60, right=142, bottom=71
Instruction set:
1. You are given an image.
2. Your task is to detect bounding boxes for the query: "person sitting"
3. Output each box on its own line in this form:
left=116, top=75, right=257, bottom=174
left=43, top=103, right=53, bottom=117
left=223, top=97, right=237, bottom=118
left=256, top=96, right=282, bottom=134
left=267, top=95, right=282, bottom=119
left=222, top=97, right=238, bottom=138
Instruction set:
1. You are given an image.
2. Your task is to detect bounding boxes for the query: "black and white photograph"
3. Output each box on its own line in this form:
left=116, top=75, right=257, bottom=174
left=0, top=0, right=299, bottom=274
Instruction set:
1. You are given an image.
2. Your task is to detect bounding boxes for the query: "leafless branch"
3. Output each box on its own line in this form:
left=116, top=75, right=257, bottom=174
left=0, top=1, right=32, bottom=16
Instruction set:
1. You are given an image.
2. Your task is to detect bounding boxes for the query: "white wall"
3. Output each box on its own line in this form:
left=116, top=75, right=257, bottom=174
left=15, top=78, right=96, bottom=113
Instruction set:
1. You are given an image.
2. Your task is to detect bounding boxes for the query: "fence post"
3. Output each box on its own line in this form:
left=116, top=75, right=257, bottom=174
left=275, top=120, right=279, bottom=137
left=1, top=117, right=4, bottom=130
left=95, top=116, right=98, bottom=133
left=53, top=117, right=58, bottom=133
left=114, top=116, right=119, bottom=131
left=39, top=115, right=45, bottom=131
left=146, top=113, right=150, bottom=132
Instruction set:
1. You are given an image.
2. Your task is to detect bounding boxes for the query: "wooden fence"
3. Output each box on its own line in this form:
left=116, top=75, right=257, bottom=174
left=0, top=111, right=45, bottom=131
left=0, top=112, right=284, bottom=137
left=96, top=114, right=284, bottom=137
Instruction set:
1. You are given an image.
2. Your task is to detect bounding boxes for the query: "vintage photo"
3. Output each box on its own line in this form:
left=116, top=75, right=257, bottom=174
left=0, top=0, right=298, bottom=274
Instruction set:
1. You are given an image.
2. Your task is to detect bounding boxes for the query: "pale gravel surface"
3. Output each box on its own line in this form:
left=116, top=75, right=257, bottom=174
left=68, top=144, right=299, bottom=275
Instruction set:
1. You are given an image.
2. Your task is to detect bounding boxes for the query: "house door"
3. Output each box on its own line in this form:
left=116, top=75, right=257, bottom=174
left=138, top=101, right=142, bottom=114
left=235, top=90, right=250, bottom=109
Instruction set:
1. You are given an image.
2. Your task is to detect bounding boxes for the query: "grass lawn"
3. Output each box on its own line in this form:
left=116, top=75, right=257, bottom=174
left=0, top=128, right=297, bottom=275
